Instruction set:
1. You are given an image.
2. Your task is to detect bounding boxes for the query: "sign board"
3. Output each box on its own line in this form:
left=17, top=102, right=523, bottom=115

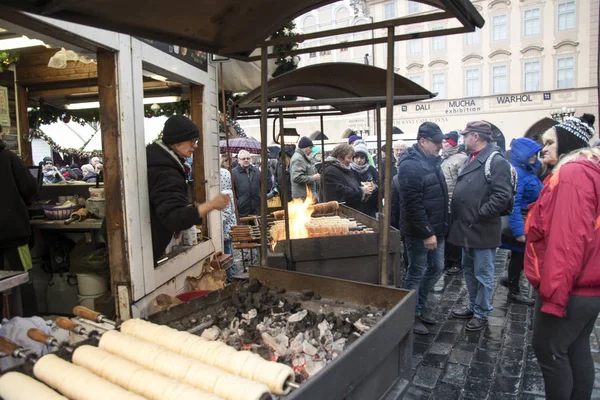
left=0, top=86, right=10, bottom=130
left=140, top=39, right=208, bottom=72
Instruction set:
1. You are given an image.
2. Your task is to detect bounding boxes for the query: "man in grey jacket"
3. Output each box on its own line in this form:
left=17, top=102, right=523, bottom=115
left=448, top=121, right=513, bottom=332
left=290, top=137, right=320, bottom=200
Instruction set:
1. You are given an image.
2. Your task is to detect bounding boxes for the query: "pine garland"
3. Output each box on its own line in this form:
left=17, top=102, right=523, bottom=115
left=31, top=129, right=103, bottom=159
left=0, top=50, right=19, bottom=73
left=271, top=22, right=299, bottom=79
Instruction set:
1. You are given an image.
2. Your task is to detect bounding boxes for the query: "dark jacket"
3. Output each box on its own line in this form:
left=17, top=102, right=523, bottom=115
left=448, top=143, right=513, bottom=249
left=352, top=165, right=379, bottom=217
left=273, top=160, right=291, bottom=201
left=379, top=156, right=397, bottom=187
left=396, top=144, right=448, bottom=239
left=322, top=157, right=365, bottom=211
left=147, top=142, right=202, bottom=262
left=503, top=138, right=543, bottom=252
left=0, top=140, right=38, bottom=249
left=232, top=164, right=273, bottom=217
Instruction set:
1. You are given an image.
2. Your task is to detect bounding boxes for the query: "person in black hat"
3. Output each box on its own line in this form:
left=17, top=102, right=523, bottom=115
left=395, top=121, right=448, bottom=335
left=271, top=145, right=295, bottom=201
left=147, top=115, right=229, bottom=264
left=541, top=114, right=595, bottom=169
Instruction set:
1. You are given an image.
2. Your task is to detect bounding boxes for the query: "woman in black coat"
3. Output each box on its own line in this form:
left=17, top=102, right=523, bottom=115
left=323, top=144, right=373, bottom=212
left=147, top=115, right=229, bottom=263
left=350, top=142, right=378, bottom=217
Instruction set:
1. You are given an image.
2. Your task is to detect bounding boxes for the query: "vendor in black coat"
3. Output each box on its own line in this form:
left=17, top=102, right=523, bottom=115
left=147, top=115, right=229, bottom=263
left=323, top=144, right=373, bottom=211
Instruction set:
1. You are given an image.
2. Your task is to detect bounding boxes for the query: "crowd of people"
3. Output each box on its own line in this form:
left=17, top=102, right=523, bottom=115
left=40, top=156, right=103, bottom=184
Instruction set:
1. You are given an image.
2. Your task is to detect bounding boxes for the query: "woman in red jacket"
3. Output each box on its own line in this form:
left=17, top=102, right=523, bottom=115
left=525, top=145, right=600, bottom=400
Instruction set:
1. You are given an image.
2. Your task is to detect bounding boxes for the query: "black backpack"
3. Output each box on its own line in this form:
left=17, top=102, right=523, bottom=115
left=484, top=151, right=517, bottom=216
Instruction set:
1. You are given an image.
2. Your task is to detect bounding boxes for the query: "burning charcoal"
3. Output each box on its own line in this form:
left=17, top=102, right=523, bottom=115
left=242, top=309, right=258, bottom=321
left=254, top=346, right=273, bottom=361
left=272, top=306, right=285, bottom=315
left=301, top=290, right=314, bottom=301
left=292, top=354, right=306, bottom=368
left=231, top=292, right=242, bottom=308
left=288, top=310, right=308, bottom=323
left=290, top=333, right=305, bottom=354
left=304, top=358, right=326, bottom=376
left=341, top=321, right=353, bottom=335
left=353, top=318, right=371, bottom=333
left=275, top=287, right=286, bottom=294
left=302, top=340, right=318, bottom=356
left=313, top=294, right=322, bottom=300
left=201, top=326, right=221, bottom=340
left=346, top=332, right=361, bottom=347
left=331, top=338, right=346, bottom=353
left=262, top=332, right=288, bottom=356
left=247, top=279, right=262, bottom=293
left=283, top=302, right=294, bottom=312
left=229, top=317, right=240, bottom=331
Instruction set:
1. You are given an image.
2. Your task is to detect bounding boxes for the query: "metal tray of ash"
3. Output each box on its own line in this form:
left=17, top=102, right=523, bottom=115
left=149, top=266, right=416, bottom=400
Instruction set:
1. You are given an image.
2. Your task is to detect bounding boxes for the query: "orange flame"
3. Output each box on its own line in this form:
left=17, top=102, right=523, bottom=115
left=270, top=186, right=315, bottom=251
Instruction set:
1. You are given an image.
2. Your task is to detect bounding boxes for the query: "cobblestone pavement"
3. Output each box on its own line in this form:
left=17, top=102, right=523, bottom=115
left=404, top=249, right=600, bottom=400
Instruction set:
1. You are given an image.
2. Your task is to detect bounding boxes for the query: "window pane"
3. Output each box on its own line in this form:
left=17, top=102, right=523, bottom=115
left=524, top=61, right=540, bottom=92
left=524, top=8, right=541, bottom=36
left=410, top=76, right=422, bottom=85
left=432, top=73, right=446, bottom=98
left=558, top=1, right=576, bottom=31
left=465, top=69, right=480, bottom=97
left=493, top=15, right=508, bottom=41
left=492, top=65, right=508, bottom=94
left=384, top=2, right=396, bottom=19
left=408, top=1, right=420, bottom=14
left=465, top=28, right=481, bottom=45
left=408, top=39, right=422, bottom=54
left=557, top=57, right=575, bottom=88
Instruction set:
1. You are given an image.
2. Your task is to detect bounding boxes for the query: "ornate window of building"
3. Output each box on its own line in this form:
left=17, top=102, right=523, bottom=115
left=556, top=56, right=575, bottom=88
left=431, top=26, right=445, bottom=51
left=492, top=65, right=508, bottom=95
left=557, top=1, right=576, bottom=31
left=408, top=37, right=422, bottom=55
left=524, top=8, right=541, bottom=36
left=465, top=28, right=481, bottom=46
left=408, top=1, right=421, bottom=14
left=465, top=68, right=481, bottom=97
left=524, top=60, right=541, bottom=92
left=384, top=1, right=396, bottom=19
left=409, top=75, right=423, bottom=85
left=492, top=14, right=508, bottom=41
left=432, top=72, right=446, bottom=99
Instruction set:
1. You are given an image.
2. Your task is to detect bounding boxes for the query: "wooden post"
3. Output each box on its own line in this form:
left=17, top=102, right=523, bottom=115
left=15, top=84, right=32, bottom=164
left=97, top=50, right=130, bottom=319
left=190, top=84, right=208, bottom=235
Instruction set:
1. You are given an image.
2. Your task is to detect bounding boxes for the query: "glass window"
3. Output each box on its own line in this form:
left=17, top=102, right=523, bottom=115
left=431, top=27, right=445, bottom=51
left=408, top=1, right=420, bottom=14
left=558, top=1, right=576, bottom=31
left=492, top=15, right=508, bottom=41
left=309, top=52, right=317, bottom=58
left=524, top=8, right=541, bottom=36
left=408, top=38, right=422, bottom=54
left=384, top=1, right=396, bottom=19
left=557, top=56, right=575, bottom=89
left=492, top=65, right=508, bottom=95
left=432, top=72, right=446, bottom=99
left=409, top=75, right=423, bottom=86
left=465, top=28, right=481, bottom=46
left=524, top=61, right=541, bottom=92
left=465, top=68, right=480, bottom=97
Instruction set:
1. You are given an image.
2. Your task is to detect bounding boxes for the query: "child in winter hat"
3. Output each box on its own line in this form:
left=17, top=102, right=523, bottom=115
left=554, top=113, right=595, bottom=157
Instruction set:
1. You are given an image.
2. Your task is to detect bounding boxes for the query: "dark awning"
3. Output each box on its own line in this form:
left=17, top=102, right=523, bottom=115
left=0, top=0, right=484, bottom=60
left=234, top=63, right=435, bottom=118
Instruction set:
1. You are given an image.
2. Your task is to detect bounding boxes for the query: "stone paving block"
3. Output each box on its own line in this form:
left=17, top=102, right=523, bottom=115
left=502, top=347, right=525, bottom=363
left=422, top=353, right=449, bottom=369
left=492, top=376, right=520, bottom=395
left=497, top=360, right=524, bottom=378
left=522, top=373, right=545, bottom=395
left=413, top=342, right=430, bottom=358
left=521, top=395, right=546, bottom=400
left=462, top=377, right=492, bottom=399
left=434, top=332, right=459, bottom=345
left=414, top=333, right=436, bottom=345
left=591, top=332, right=600, bottom=353
left=403, top=385, right=432, bottom=400
left=454, top=341, right=477, bottom=352
left=473, top=349, right=499, bottom=365
left=468, top=361, right=496, bottom=380
left=441, top=363, right=468, bottom=386
left=510, top=304, right=529, bottom=315
left=489, top=393, right=517, bottom=400
left=462, top=330, right=483, bottom=344
left=429, top=342, right=453, bottom=356
left=448, top=349, right=474, bottom=366
left=489, top=307, right=508, bottom=317
left=412, top=357, right=422, bottom=370
left=431, top=382, right=462, bottom=400
left=413, top=365, right=442, bottom=389
left=479, top=338, right=503, bottom=351
left=483, top=325, right=505, bottom=342
left=507, top=321, right=528, bottom=335
left=440, top=320, right=465, bottom=334
left=504, top=334, right=526, bottom=349
left=487, top=316, right=505, bottom=327
left=524, top=361, right=543, bottom=377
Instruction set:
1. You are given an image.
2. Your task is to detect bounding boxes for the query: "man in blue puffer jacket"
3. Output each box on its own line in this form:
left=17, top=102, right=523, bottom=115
left=500, top=137, right=543, bottom=305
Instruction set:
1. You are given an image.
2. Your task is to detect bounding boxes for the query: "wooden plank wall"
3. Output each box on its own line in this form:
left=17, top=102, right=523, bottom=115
left=0, top=70, right=19, bottom=153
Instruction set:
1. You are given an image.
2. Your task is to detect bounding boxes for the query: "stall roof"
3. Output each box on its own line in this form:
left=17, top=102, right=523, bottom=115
left=234, top=63, right=435, bottom=119
left=0, top=0, right=484, bottom=60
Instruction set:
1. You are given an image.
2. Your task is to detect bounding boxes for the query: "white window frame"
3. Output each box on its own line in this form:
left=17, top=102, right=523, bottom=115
left=556, top=56, right=575, bottom=89
left=408, top=37, right=422, bottom=55
left=407, top=1, right=420, bottom=14
left=432, top=72, right=446, bottom=99
left=465, top=68, right=481, bottom=97
left=524, top=60, right=541, bottom=92
left=523, top=8, right=541, bottom=36
left=409, top=75, right=423, bottom=86
left=465, top=28, right=481, bottom=46
left=431, top=27, right=445, bottom=51
left=492, top=14, right=508, bottom=41
left=383, top=1, right=396, bottom=20
left=557, top=1, right=576, bottom=31
left=491, top=64, right=508, bottom=95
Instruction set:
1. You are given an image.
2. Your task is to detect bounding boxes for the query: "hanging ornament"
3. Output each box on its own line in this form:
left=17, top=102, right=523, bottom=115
left=151, top=103, right=161, bottom=112
left=62, top=115, right=71, bottom=123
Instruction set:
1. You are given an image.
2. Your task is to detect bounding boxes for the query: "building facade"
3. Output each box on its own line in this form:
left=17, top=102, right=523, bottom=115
left=238, top=0, right=599, bottom=146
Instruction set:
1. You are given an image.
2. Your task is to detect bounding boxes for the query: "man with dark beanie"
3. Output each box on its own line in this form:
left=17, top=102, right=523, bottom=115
left=147, top=115, right=229, bottom=264
left=290, top=136, right=319, bottom=200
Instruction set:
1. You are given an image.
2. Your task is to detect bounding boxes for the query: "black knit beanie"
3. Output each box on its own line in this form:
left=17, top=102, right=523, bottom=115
left=554, top=113, right=595, bottom=157
left=162, top=115, right=199, bottom=145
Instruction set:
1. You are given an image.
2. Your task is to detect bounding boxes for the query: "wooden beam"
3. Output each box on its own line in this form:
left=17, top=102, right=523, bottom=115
left=15, top=84, right=32, bottom=165
left=97, top=50, right=130, bottom=319
left=190, top=84, right=207, bottom=235
left=28, top=80, right=182, bottom=99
